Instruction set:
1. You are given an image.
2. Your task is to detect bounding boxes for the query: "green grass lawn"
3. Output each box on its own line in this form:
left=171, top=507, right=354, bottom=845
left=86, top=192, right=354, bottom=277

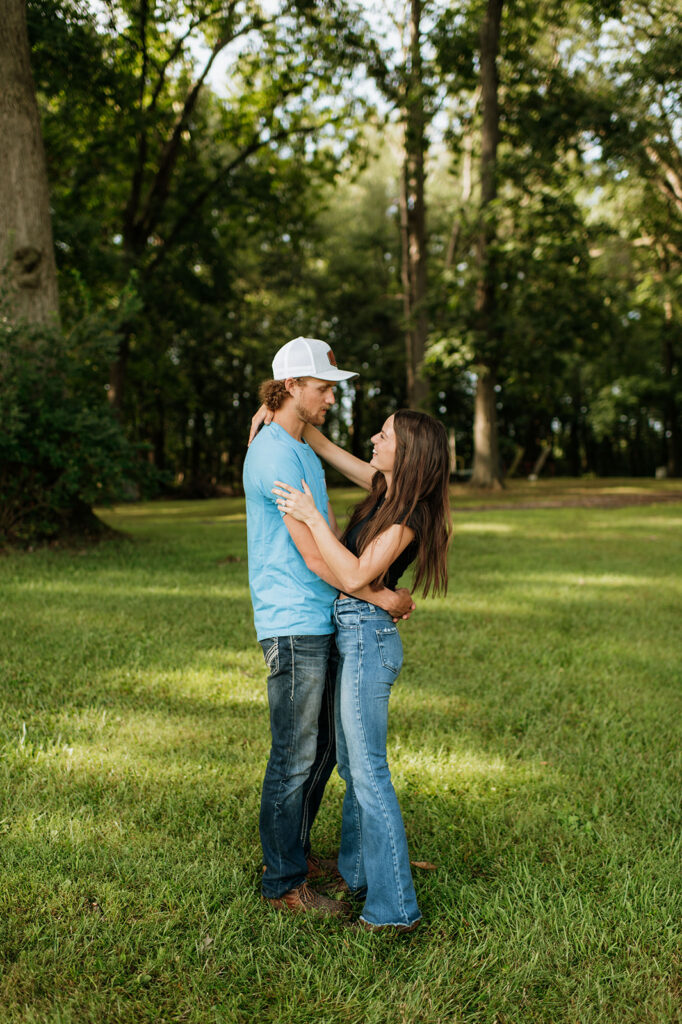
left=1, top=484, right=681, bottom=1024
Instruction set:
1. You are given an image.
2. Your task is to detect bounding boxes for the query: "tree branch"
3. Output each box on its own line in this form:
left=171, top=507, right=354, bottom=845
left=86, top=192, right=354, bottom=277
left=123, top=0, right=150, bottom=250
left=143, top=122, right=319, bottom=279
left=644, top=143, right=682, bottom=212
left=147, top=7, right=232, bottom=116
left=133, top=16, right=268, bottom=247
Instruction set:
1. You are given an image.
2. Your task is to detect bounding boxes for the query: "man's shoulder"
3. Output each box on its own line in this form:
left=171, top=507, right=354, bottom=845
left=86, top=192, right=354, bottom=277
left=247, top=425, right=299, bottom=462
left=244, top=425, right=309, bottom=485
left=253, top=425, right=324, bottom=461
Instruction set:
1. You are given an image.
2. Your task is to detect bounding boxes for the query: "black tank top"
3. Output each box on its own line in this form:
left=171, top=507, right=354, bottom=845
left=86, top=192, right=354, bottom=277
left=343, top=499, right=419, bottom=590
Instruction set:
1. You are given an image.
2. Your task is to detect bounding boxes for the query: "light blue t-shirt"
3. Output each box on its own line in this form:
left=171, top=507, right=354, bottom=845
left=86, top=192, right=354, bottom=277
left=243, top=422, right=337, bottom=641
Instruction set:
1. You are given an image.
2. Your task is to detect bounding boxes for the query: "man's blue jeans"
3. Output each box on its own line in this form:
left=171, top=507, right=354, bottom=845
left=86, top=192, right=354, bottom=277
left=258, top=634, right=336, bottom=899
left=334, top=598, right=421, bottom=928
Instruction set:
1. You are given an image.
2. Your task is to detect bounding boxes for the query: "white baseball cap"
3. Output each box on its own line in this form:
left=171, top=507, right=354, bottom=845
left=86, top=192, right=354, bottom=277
left=272, top=337, right=358, bottom=382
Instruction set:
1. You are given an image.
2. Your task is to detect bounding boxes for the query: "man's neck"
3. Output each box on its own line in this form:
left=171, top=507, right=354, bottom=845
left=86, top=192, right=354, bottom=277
left=272, top=402, right=305, bottom=442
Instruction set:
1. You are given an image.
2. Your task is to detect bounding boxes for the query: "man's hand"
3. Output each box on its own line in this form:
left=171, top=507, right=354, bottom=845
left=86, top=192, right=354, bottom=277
left=248, top=404, right=273, bottom=445
left=385, top=587, right=416, bottom=622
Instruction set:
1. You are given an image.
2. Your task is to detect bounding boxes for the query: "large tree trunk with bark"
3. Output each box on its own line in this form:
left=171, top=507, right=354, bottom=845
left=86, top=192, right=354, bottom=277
left=400, top=0, right=429, bottom=411
left=470, top=0, right=504, bottom=489
left=0, top=0, right=60, bottom=325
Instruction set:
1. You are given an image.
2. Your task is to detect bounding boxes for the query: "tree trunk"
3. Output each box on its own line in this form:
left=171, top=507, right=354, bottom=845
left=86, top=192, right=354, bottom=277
left=350, top=378, right=366, bottom=459
left=470, top=367, right=502, bottom=487
left=400, top=0, right=429, bottom=411
left=529, top=442, right=552, bottom=480
left=0, top=0, right=60, bottom=325
left=507, top=444, right=524, bottom=478
left=153, top=389, right=166, bottom=472
left=662, top=291, right=681, bottom=477
left=445, top=89, right=479, bottom=270
left=108, top=331, right=131, bottom=412
left=470, top=0, right=504, bottom=489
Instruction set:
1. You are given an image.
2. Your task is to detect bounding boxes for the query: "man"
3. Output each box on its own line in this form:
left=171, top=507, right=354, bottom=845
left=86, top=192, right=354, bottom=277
left=243, top=336, right=414, bottom=916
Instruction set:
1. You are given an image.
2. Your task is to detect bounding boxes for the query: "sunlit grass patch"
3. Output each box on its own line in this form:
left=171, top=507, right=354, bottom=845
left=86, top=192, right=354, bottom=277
left=452, top=520, right=517, bottom=534
left=101, top=497, right=248, bottom=522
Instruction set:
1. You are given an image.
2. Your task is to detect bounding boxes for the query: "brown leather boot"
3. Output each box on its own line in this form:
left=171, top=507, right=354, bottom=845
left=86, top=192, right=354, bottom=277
left=306, top=852, right=342, bottom=882
left=264, top=881, right=351, bottom=917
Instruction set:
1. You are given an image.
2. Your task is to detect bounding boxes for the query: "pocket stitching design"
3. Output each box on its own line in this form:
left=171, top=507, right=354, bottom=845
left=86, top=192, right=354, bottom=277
left=263, top=640, right=279, bottom=675
left=376, top=627, right=401, bottom=674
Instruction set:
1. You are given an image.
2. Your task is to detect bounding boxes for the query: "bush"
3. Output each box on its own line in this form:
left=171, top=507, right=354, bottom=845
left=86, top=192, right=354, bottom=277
left=0, top=290, right=157, bottom=545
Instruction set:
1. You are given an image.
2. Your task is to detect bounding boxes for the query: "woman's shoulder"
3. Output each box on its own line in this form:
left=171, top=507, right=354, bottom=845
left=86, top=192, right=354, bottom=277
left=397, top=501, right=424, bottom=535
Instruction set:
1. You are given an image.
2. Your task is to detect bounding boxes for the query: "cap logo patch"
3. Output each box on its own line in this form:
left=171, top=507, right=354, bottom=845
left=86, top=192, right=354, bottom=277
left=327, top=348, right=337, bottom=366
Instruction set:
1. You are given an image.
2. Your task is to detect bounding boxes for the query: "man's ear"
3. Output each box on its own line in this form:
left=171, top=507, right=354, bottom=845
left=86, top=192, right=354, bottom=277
left=284, top=377, right=300, bottom=398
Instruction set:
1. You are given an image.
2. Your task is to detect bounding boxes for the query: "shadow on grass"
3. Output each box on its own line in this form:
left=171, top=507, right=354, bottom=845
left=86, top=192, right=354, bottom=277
left=3, top=505, right=681, bottom=872
left=2, top=579, right=256, bottom=702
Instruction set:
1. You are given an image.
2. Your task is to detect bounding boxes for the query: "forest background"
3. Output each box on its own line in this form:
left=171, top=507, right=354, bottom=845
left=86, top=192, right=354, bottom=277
left=2, top=7, right=681, bottom=1021
left=1, top=0, right=682, bottom=543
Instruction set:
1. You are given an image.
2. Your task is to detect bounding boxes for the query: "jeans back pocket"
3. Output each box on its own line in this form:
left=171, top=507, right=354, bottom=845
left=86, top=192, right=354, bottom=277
left=375, top=626, right=403, bottom=675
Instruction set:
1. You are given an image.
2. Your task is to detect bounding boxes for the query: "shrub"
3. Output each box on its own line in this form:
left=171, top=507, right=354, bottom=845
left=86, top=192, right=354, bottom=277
left=0, top=289, right=157, bottom=545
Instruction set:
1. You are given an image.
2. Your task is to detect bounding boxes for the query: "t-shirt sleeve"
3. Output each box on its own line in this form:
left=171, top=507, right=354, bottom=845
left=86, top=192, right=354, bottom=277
left=252, top=445, right=304, bottom=509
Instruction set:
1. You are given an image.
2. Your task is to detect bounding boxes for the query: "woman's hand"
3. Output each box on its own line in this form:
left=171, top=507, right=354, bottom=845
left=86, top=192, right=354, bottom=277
left=272, top=480, right=320, bottom=526
left=248, top=404, right=273, bottom=444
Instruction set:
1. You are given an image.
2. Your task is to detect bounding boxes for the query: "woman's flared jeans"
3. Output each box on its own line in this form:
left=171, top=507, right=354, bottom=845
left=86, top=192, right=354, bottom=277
left=334, top=598, right=421, bottom=929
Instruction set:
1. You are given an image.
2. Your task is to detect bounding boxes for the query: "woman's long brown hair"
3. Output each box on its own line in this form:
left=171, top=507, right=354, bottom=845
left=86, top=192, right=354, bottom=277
left=340, top=410, right=452, bottom=596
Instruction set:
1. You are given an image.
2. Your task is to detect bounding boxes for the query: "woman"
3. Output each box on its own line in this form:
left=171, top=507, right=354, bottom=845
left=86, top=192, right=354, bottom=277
left=272, top=409, right=451, bottom=932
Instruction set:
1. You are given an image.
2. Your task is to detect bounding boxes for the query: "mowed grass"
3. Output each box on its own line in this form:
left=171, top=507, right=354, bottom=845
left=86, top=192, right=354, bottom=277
left=1, top=484, right=681, bottom=1024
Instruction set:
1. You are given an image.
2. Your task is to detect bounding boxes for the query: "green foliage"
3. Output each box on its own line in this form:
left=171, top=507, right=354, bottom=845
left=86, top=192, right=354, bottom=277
left=426, top=0, right=682, bottom=476
left=19, top=0, right=682, bottom=486
left=26, top=0, right=377, bottom=493
left=305, top=141, right=408, bottom=455
left=0, top=287, right=157, bottom=546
